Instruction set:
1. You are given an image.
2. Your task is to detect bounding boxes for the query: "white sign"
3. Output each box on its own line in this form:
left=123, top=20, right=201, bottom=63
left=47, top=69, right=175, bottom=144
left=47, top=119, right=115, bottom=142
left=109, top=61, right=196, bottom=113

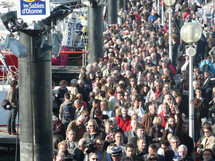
left=62, top=13, right=78, bottom=47
left=17, top=0, right=50, bottom=21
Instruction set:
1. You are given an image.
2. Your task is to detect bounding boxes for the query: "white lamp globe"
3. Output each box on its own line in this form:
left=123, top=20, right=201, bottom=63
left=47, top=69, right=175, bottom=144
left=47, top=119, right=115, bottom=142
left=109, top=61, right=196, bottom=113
left=180, top=22, right=202, bottom=44
left=164, top=0, right=176, bottom=6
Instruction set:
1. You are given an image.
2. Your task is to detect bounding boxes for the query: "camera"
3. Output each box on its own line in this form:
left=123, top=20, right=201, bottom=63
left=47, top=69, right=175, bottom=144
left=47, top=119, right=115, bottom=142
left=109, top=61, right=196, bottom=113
left=83, top=140, right=96, bottom=154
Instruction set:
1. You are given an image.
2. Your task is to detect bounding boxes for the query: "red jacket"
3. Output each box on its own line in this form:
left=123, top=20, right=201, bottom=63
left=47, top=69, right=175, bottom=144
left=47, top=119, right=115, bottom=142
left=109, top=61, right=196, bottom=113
left=158, top=112, right=174, bottom=128
left=115, top=115, right=131, bottom=132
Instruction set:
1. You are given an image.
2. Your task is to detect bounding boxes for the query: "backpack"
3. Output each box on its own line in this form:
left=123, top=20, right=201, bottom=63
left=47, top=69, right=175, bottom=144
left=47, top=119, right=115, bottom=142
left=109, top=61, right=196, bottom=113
left=200, top=62, right=211, bottom=72
left=62, top=104, right=73, bottom=121
left=1, top=99, right=11, bottom=110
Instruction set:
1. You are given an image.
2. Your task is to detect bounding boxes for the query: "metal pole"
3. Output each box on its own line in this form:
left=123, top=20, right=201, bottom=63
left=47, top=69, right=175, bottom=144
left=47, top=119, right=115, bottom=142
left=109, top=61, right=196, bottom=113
left=117, top=0, right=124, bottom=12
left=189, top=55, right=195, bottom=139
left=158, top=0, right=160, bottom=15
left=169, top=11, right=172, bottom=61
left=88, top=5, right=104, bottom=63
left=162, top=0, right=164, bottom=26
left=19, top=31, right=53, bottom=161
left=108, top=0, right=117, bottom=24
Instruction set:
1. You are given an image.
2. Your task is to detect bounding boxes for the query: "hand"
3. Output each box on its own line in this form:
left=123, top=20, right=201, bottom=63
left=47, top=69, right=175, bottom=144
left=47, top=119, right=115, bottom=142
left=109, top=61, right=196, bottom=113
left=158, top=137, right=161, bottom=141
left=165, top=123, right=169, bottom=130
left=105, top=135, right=112, bottom=142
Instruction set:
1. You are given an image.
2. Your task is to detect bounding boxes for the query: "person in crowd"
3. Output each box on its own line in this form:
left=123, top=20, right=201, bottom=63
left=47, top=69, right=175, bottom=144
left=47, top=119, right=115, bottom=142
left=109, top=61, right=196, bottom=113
left=141, top=104, right=157, bottom=134
left=55, top=80, right=68, bottom=111
left=128, top=98, right=145, bottom=123
left=158, top=103, right=174, bottom=128
left=115, top=105, right=131, bottom=132
left=164, top=135, right=180, bottom=161
left=59, top=93, right=74, bottom=130
left=161, top=106, right=182, bottom=141
left=73, top=99, right=85, bottom=120
left=146, top=79, right=163, bottom=103
left=53, top=123, right=64, bottom=150
left=83, top=119, right=106, bottom=142
left=157, top=140, right=170, bottom=156
left=110, top=146, right=123, bottom=161
left=180, top=122, right=194, bottom=157
left=143, top=144, right=166, bottom=161
left=197, top=125, right=215, bottom=155
left=67, top=115, right=86, bottom=141
left=108, top=88, right=117, bottom=111
left=100, top=100, right=115, bottom=118
left=202, top=149, right=214, bottom=161
left=125, top=119, right=139, bottom=142
left=148, top=116, right=164, bottom=148
left=130, top=125, right=152, bottom=151
left=64, top=129, right=78, bottom=153
left=124, top=143, right=142, bottom=161
left=7, top=80, right=19, bottom=135
left=178, top=144, right=194, bottom=161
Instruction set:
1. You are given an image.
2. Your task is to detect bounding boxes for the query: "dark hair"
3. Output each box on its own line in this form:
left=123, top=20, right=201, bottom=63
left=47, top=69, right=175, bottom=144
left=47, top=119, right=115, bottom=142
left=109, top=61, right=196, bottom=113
left=136, top=125, right=145, bottom=130
left=10, top=80, right=18, bottom=87
left=125, top=143, right=134, bottom=150
left=59, top=80, right=67, bottom=86
left=95, top=108, right=102, bottom=116
left=148, top=144, right=157, bottom=150
left=100, top=91, right=106, bottom=98
left=93, top=99, right=100, bottom=104
left=175, top=92, right=181, bottom=98
left=117, top=91, right=124, bottom=97
left=160, top=140, right=170, bottom=147
left=203, top=149, right=214, bottom=157
left=64, top=93, right=70, bottom=99
left=108, top=88, right=115, bottom=96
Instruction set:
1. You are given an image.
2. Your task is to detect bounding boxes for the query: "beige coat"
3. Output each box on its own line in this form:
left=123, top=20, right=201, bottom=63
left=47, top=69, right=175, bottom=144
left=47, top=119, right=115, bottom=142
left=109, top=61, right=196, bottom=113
left=7, top=87, right=18, bottom=107
left=197, top=135, right=215, bottom=154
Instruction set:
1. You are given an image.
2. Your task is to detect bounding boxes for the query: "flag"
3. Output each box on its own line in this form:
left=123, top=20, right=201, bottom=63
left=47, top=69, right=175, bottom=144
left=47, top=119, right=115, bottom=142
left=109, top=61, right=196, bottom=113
left=211, top=2, right=214, bottom=22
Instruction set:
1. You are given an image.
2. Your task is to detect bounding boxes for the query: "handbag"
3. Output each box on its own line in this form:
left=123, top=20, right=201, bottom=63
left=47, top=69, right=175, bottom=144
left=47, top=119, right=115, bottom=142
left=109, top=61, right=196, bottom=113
left=1, top=99, right=11, bottom=110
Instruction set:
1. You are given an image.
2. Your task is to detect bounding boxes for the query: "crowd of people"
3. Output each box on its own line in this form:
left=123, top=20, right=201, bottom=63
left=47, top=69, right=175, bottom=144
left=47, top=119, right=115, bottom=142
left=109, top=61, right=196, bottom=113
left=51, top=0, right=215, bottom=161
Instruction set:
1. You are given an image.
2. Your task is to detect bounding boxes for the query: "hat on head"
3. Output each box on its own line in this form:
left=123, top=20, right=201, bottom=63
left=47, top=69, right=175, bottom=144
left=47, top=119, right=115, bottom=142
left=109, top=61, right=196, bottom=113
left=71, top=79, right=78, bottom=85
left=110, top=146, right=122, bottom=156
left=204, top=71, right=210, bottom=74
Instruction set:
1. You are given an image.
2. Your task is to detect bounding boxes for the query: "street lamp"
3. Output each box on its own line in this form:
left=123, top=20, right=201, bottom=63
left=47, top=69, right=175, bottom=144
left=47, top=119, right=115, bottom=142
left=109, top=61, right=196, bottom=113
left=164, top=0, right=176, bottom=63
left=180, top=22, right=202, bottom=139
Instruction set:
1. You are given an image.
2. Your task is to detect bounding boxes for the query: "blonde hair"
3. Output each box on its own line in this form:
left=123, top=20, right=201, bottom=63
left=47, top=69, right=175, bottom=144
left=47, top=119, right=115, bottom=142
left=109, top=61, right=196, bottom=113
left=153, top=116, right=162, bottom=125
left=115, top=108, right=121, bottom=116
left=70, top=87, right=78, bottom=96
left=76, top=93, right=83, bottom=101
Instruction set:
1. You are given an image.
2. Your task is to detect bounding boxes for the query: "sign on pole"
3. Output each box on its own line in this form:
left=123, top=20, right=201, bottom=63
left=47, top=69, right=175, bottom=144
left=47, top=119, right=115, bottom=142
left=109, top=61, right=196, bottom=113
left=17, top=0, right=50, bottom=21
left=62, top=13, right=78, bottom=47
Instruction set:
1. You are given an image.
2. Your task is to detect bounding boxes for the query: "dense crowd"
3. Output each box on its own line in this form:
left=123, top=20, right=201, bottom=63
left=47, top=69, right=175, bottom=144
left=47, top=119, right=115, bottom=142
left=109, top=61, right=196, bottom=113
left=50, top=0, right=215, bottom=161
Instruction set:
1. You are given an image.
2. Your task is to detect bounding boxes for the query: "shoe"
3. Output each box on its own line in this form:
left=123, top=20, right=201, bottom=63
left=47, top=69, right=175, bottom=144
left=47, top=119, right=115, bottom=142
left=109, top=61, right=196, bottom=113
left=8, top=132, right=11, bottom=135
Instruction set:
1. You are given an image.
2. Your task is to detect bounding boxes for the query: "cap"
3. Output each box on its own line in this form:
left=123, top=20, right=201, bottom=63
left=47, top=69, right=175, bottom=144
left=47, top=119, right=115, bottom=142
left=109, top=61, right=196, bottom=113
left=110, top=146, right=122, bottom=156
left=204, top=71, right=210, bottom=74
left=71, top=79, right=78, bottom=85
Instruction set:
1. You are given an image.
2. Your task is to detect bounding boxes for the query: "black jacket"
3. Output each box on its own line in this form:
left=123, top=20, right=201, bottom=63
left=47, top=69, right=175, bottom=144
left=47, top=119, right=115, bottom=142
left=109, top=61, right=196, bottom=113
left=130, top=135, right=152, bottom=152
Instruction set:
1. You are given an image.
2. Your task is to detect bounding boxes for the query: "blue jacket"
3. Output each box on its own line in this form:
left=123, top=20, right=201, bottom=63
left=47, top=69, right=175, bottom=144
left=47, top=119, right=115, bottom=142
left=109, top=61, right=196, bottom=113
left=148, top=15, right=157, bottom=22
left=199, top=60, right=215, bottom=73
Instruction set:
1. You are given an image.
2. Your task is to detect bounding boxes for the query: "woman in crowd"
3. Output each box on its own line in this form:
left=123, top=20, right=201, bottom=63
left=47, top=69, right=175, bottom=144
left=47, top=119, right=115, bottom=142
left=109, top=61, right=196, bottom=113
left=197, top=125, right=215, bottom=155
left=7, top=80, right=19, bottom=135
left=128, top=98, right=145, bottom=123
left=202, top=149, right=214, bottom=161
left=148, top=116, right=164, bottom=148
